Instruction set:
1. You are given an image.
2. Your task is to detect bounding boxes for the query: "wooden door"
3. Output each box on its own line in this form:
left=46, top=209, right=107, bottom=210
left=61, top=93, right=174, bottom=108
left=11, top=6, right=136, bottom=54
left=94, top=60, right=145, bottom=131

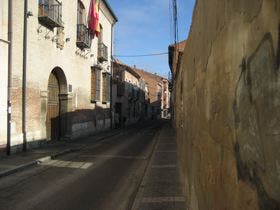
left=46, top=72, right=60, bottom=140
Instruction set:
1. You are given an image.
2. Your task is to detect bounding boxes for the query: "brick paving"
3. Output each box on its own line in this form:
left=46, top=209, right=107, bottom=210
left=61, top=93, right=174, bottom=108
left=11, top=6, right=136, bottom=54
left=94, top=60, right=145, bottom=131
left=132, top=123, right=187, bottom=210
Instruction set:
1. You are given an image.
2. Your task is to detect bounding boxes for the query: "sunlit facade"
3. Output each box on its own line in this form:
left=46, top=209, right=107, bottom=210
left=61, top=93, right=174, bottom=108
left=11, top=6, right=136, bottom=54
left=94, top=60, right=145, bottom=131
left=2, top=0, right=117, bottom=153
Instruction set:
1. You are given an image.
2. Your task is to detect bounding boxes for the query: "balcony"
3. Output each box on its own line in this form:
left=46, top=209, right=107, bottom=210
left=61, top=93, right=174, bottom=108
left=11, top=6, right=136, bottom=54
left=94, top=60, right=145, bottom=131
left=38, top=0, right=63, bottom=29
left=76, top=24, right=92, bottom=49
left=98, top=43, right=108, bottom=62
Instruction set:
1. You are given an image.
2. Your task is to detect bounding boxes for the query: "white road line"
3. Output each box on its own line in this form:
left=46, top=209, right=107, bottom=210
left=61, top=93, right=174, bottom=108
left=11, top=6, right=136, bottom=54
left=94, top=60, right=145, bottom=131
left=141, top=196, right=186, bottom=203
left=40, top=160, right=93, bottom=169
left=154, top=151, right=177, bottom=153
left=80, top=154, right=147, bottom=160
left=150, top=165, right=177, bottom=168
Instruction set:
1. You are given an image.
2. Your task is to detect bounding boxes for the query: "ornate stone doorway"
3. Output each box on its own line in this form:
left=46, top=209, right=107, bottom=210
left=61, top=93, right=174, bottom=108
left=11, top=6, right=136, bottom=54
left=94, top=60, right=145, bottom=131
left=46, top=68, right=67, bottom=140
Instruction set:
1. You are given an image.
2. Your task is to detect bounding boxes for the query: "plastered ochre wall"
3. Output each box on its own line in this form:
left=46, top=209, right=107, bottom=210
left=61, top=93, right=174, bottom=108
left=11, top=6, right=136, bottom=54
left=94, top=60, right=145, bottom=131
left=175, top=1, right=280, bottom=209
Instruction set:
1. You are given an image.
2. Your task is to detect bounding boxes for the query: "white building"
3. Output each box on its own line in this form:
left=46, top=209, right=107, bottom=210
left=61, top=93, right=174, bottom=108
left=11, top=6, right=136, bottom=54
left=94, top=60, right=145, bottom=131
left=0, top=0, right=9, bottom=152
left=1, top=0, right=117, bottom=153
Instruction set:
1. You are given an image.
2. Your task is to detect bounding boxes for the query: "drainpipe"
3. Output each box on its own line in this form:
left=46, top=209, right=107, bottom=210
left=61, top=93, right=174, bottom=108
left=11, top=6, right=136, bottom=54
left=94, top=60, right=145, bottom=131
left=7, top=0, right=13, bottom=155
left=110, top=24, right=114, bottom=129
left=22, top=0, right=28, bottom=151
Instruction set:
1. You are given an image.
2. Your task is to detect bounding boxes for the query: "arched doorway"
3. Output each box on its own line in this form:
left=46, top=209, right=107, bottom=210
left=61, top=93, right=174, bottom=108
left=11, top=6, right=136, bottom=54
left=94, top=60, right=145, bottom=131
left=46, top=68, right=67, bottom=141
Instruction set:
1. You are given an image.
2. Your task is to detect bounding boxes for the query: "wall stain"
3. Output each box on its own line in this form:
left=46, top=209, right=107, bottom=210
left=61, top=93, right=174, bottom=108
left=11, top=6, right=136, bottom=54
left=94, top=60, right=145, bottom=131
left=233, top=33, right=280, bottom=210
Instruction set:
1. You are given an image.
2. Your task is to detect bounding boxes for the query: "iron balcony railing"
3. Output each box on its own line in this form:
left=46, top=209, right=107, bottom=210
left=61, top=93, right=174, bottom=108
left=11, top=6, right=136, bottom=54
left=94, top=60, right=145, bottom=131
left=98, top=42, right=108, bottom=62
left=38, top=0, right=63, bottom=29
left=76, top=24, right=92, bottom=49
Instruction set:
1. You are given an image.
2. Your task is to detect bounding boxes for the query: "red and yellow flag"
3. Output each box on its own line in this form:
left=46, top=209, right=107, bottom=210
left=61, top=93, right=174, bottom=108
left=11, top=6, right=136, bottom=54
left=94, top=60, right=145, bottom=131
left=88, top=0, right=100, bottom=37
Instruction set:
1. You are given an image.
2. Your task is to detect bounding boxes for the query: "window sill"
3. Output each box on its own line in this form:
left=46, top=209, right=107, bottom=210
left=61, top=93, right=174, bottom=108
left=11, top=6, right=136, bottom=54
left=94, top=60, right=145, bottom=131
left=91, top=100, right=101, bottom=104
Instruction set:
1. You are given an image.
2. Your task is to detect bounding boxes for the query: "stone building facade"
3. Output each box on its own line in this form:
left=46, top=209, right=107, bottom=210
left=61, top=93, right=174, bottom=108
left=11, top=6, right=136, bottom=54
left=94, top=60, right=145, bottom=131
left=173, top=1, right=280, bottom=209
left=112, top=61, right=147, bottom=128
left=2, top=0, right=117, bottom=153
left=135, top=70, right=171, bottom=119
left=161, top=79, right=171, bottom=119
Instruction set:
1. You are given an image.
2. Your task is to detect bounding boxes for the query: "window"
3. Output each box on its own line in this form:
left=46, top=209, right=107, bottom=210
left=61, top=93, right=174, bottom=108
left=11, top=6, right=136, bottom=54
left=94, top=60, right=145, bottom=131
left=76, top=0, right=91, bottom=49
left=102, top=73, right=110, bottom=103
left=98, top=25, right=103, bottom=44
left=117, top=82, right=125, bottom=97
left=38, top=0, right=63, bottom=29
left=98, top=25, right=108, bottom=62
left=91, top=68, right=101, bottom=102
left=77, top=0, right=86, bottom=25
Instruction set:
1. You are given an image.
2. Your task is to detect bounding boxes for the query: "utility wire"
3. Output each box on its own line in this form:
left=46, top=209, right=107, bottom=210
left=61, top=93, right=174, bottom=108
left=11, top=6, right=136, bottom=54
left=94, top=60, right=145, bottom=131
left=114, top=52, right=168, bottom=58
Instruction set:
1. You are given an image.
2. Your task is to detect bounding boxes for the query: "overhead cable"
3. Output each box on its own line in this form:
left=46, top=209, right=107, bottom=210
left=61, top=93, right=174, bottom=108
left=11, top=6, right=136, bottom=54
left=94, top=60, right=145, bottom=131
left=114, top=52, right=168, bottom=58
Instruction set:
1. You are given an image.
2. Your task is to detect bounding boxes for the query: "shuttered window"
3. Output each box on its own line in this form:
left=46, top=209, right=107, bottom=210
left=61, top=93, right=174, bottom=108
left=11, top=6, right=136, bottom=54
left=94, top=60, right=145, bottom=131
left=106, top=74, right=110, bottom=102
left=102, top=73, right=110, bottom=103
left=91, top=68, right=101, bottom=102
left=102, top=73, right=106, bottom=102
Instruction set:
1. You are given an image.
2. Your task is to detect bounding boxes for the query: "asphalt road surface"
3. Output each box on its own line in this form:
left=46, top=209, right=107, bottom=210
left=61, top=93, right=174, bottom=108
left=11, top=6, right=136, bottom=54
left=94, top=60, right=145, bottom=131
left=0, top=122, right=162, bottom=210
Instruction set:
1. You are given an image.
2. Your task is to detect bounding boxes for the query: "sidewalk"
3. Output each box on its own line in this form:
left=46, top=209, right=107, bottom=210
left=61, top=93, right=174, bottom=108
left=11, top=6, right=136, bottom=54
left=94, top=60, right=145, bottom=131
left=0, top=128, right=124, bottom=178
left=132, top=123, right=187, bottom=210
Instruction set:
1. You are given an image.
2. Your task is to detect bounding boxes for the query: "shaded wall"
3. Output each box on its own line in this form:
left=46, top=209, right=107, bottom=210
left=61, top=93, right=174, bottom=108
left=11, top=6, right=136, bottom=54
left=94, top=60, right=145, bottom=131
left=0, top=0, right=9, bottom=148
left=174, top=0, right=280, bottom=209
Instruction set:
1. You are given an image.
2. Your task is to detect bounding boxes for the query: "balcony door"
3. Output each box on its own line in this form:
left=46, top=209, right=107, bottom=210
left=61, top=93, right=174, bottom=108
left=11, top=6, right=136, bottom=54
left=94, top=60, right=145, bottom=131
left=98, top=25, right=103, bottom=44
left=77, top=0, right=86, bottom=25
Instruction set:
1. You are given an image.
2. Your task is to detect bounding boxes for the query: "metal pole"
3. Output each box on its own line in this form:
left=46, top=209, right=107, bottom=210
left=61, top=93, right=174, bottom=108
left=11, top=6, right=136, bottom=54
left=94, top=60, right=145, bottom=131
left=7, top=0, right=13, bottom=155
left=110, top=24, right=114, bottom=129
left=22, top=0, right=28, bottom=151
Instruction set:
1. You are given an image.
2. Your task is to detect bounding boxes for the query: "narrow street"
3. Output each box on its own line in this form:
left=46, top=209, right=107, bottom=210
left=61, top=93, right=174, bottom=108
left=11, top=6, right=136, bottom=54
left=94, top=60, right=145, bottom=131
left=1, top=0, right=279, bottom=209
left=0, top=121, right=184, bottom=210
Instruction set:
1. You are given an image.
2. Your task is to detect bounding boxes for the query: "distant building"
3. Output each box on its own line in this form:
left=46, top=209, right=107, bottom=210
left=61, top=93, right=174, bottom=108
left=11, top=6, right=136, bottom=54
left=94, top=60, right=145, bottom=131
left=1, top=0, right=117, bottom=153
left=168, top=40, right=186, bottom=77
left=161, top=79, right=171, bottom=118
left=112, top=60, right=170, bottom=127
left=168, top=40, right=186, bottom=120
left=135, top=70, right=171, bottom=119
left=112, top=61, right=147, bottom=128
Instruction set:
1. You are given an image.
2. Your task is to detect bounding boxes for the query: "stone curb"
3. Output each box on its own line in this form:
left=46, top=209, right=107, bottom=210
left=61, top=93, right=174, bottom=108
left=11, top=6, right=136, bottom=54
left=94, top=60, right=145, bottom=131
left=0, top=160, right=38, bottom=178
left=0, top=130, right=123, bottom=179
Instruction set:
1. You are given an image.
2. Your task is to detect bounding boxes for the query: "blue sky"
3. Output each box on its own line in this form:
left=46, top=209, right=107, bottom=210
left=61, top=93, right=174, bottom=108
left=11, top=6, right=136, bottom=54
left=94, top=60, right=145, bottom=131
left=107, top=0, right=195, bottom=78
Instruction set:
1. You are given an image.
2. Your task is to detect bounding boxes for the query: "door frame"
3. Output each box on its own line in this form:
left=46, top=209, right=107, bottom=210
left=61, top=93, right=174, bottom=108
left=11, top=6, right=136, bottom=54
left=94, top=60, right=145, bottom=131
left=46, top=67, right=68, bottom=141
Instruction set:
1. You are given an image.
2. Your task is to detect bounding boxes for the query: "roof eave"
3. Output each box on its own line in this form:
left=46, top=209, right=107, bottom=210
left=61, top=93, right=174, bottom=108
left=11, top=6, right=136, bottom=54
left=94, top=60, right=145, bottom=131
left=103, top=0, right=118, bottom=23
